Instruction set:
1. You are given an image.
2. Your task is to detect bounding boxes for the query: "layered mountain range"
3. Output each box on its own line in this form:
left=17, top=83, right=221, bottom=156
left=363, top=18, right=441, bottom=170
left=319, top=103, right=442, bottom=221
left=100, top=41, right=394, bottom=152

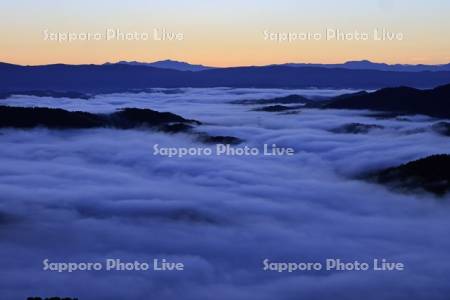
left=107, top=59, right=450, bottom=72
left=1, top=60, right=450, bottom=92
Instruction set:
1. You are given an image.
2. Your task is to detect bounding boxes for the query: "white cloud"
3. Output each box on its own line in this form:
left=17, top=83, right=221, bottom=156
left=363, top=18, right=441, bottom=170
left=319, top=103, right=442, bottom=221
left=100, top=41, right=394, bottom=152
left=0, top=88, right=449, bottom=299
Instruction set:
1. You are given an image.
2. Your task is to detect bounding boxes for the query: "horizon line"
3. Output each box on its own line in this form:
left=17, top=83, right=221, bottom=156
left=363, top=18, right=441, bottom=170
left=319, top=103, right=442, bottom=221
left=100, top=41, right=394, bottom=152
left=2, top=58, right=450, bottom=68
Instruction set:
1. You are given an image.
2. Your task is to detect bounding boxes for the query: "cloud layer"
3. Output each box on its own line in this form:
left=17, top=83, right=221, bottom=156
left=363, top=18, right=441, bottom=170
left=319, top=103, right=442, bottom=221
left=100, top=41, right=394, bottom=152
left=0, top=88, right=449, bottom=300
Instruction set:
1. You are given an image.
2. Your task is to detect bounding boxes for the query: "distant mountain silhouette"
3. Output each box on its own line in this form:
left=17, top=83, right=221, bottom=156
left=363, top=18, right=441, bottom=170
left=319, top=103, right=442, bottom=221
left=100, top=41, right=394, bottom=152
left=326, top=84, right=450, bottom=118
left=109, top=59, right=450, bottom=72
left=279, top=60, right=450, bottom=72
left=27, top=297, right=78, bottom=300
left=1, top=63, right=449, bottom=92
left=108, top=59, right=214, bottom=71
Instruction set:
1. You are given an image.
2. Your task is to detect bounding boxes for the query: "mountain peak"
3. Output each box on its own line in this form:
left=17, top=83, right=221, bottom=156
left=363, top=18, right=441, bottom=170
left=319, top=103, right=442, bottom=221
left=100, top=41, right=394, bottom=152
left=113, top=59, right=213, bottom=71
left=281, top=60, right=450, bottom=72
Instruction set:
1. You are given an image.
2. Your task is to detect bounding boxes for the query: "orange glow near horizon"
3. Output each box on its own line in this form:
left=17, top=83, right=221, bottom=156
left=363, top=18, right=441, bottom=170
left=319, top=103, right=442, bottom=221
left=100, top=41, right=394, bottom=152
left=1, top=0, right=450, bottom=67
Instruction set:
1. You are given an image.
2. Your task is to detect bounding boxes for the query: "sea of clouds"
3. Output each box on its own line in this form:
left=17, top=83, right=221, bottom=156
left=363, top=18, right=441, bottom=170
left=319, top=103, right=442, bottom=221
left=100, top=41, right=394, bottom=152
left=0, top=88, right=449, bottom=299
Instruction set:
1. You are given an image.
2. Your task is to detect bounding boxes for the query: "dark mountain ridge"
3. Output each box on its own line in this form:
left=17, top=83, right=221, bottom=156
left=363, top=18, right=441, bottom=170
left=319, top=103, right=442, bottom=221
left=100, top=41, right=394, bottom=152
left=104, top=59, right=450, bottom=72
left=0, top=106, right=242, bottom=144
left=0, top=106, right=199, bottom=130
left=370, top=154, right=450, bottom=196
left=326, top=84, right=450, bottom=118
left=280, top=60, right=450, bottom=72
left=1, top=63, right=450, bottom=92
left=110, top=59, right=214, bottom=71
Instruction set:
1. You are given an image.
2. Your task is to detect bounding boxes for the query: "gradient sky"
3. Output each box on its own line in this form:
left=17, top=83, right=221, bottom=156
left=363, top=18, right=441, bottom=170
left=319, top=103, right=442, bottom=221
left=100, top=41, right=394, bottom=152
left=1, top=0, right=449, bottom=66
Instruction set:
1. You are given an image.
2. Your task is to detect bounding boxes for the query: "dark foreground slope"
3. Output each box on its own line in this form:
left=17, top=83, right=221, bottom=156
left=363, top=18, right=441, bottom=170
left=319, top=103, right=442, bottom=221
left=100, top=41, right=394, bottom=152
left=0, top=106, right=199, bottom=130
left=326, top=84, right=450, bottom=118
left=0, top=106, right=242, bottom=144
left=1, top=63, right=450, bottom=92
left=370, top=154, right=450, bottom=196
